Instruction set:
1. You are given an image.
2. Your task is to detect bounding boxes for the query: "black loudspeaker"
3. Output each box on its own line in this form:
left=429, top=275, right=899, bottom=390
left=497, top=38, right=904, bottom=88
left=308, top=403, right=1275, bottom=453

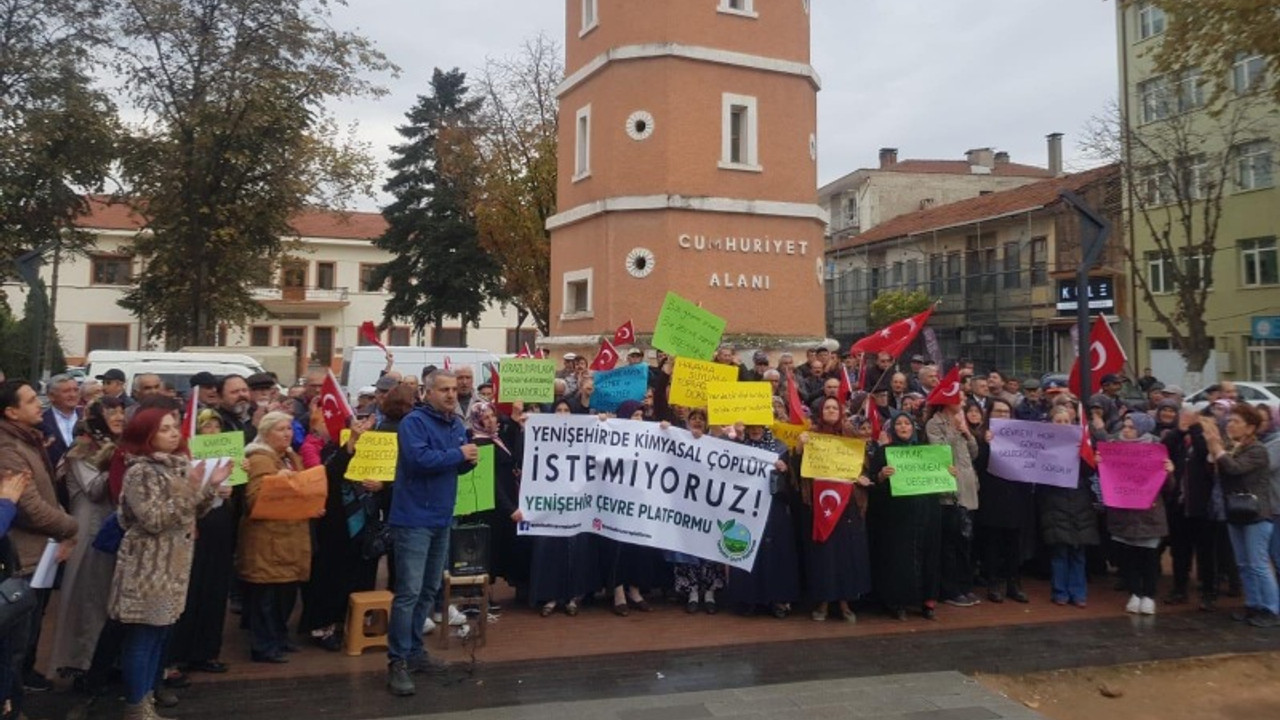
left=449, top=524, right=490, bottom=577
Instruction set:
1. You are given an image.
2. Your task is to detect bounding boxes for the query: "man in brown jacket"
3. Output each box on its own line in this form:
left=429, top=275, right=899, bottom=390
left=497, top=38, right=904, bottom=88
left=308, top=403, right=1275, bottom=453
left=0, top=380, right=78, bottom=693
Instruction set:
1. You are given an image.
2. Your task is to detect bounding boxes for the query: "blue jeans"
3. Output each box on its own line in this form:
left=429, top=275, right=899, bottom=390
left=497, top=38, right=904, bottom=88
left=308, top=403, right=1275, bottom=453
left=1270, top=515, right=1280, bottom=575
left=1050, top=544, right=1087, bottom=603
left=121, top=624, right=172, bottom=704
left=1228, top=520, right=1280, bottom=614
left=388, top=526, right=450, bottom=663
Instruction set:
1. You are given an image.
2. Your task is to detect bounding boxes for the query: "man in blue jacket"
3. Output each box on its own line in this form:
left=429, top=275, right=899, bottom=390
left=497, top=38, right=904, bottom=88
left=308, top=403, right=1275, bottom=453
left=387, top=370, right=476, bottom=697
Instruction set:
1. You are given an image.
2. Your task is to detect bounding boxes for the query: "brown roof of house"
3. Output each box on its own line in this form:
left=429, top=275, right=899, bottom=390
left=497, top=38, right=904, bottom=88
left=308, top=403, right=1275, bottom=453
left=75, top=196, right=388, bottom=241
left=881, top=159, right=1055, bottom=178
left=829, top=164, right=1119, bottom=253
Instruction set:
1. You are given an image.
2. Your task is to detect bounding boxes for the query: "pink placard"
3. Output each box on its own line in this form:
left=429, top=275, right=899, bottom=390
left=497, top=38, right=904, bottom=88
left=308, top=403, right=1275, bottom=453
left=1097, top=441, right=1169, bottom=510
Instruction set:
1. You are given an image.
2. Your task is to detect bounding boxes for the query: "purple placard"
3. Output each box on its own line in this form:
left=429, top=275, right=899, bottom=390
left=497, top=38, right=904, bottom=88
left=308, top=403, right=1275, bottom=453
left=1097, top=441, right=1169, bottom=510
left=987, top=418, right=1082, bottom=489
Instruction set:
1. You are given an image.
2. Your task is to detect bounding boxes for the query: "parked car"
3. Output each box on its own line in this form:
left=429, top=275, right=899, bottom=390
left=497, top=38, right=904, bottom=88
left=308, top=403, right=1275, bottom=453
left=1185, top=381, right=1280, bottom=411
left=342, top=346, right=499, bottom=404
left=85, top=350, right=268, bottom=397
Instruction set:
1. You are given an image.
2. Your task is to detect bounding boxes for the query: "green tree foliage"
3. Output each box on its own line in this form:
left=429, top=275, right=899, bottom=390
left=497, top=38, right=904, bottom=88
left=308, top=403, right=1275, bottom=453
left=112, top=0, right=393, bottom=347
left=869, top=289, right=932, bottom=328
left=375, top=68, right=506, bottom=344
left=1149, top=0, right=1280, bottom=105
left=0, top=281, right=67, bottom=381
left=0, top=0, right=117, bottom=276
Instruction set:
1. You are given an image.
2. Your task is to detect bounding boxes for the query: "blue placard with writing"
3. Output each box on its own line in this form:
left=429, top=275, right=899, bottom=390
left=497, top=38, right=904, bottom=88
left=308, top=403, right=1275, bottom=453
left=592, top=364, right=649, bottom=413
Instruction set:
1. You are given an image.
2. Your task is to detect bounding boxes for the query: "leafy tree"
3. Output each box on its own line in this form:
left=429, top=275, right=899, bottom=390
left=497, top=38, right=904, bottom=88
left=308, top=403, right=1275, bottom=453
left=450, top=36, right=561, bottom=336
left=869, top=289, right=932, bottom=328
left=375, top=68, right=505, bottom=344
left=0, top=280, right=67, bottom=381
left=111, top=0, right=393, bottom=347
left=1148, top=0, right=1280, bottom=106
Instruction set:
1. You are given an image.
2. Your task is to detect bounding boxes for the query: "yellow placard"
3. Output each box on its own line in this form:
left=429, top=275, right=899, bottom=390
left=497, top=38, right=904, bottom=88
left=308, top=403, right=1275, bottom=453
left=706, top=382, right=773, bottom=426
left=800, top=434, right=867, bottom=481
left=669, top=357, right=739, bottom=408
left=343, top=431, right=398, bottom=482
left=771, top=422, right=807, bottom=452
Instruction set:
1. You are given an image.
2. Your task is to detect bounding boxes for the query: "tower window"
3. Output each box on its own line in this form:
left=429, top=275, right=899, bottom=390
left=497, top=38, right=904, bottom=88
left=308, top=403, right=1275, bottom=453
left=719, top=0, right=758, bottom=18
left=720, top=93, right=760, bottom=172
left=562, top=268, right=593, bottom=318
left=574, top=105, right=591, bottom=181
left=581, top=0, right=598, bottom=36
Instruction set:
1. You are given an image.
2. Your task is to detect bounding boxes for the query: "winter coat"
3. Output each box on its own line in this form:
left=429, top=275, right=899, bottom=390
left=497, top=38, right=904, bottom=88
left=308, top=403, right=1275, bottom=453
left=0, top=418, right=78, bottom=572
left=1266, top=434, right=1280, bottom=517
left=237, top=446, right=312, bottom=584
left=390, top=403, right=472, bottom=529
left=109, top=453, right=216, bottom=626
left=1105, top=434, right=1171, bottom=541
left=1216, top=441, right=1273, bottom=520
left=924, top=412, right=979, bottom=510
left=1163, top=425, right=1214, bottom=518
left=1038, top=466, right=1100, bottom=547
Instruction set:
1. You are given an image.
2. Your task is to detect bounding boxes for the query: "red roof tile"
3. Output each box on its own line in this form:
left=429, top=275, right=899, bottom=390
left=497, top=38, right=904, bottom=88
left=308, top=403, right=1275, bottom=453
left=881, top=159, right=1055, bottom=178
left=75, top=196, right=387, bottom=241
left=829, top=164, right=1119, bottom=252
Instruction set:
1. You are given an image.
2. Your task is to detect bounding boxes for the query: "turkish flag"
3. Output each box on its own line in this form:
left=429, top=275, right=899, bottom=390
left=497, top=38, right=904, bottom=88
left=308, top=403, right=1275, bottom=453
left=850, top=306, right=934, bottom=359
left=926, top=365, right=964, bottom=406
left=359, top=321, right=387, bottom=351
left=182, top=388, right=199, bottom=439
left=319, top=370, right=353, bottom=442
left=516, top=343, right=531, bottom=359
left=535, top=348, right=547, bottom=359
left=837, top=366, right=853, bottom=409
left=812, top=479, right=854, bottom=542
left=868, top=406, right=883, bottom=443
left=784, top=367, right=805, bottom=424
left=613, top=320, right=636, bottom=347
left=1078, top=403, right=1097, bottom=469
left=590, top=339, right=619, bottom=371
left=1067, top=315, right=1126, bottom=398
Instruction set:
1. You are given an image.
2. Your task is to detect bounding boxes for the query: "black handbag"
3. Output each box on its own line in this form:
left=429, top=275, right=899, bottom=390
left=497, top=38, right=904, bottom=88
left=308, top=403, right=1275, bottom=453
left=0, top=576, right=37, bottom=634
left=92, top=513, right=124, bottom=554
left=1225, top=492, right=1262, bottom=525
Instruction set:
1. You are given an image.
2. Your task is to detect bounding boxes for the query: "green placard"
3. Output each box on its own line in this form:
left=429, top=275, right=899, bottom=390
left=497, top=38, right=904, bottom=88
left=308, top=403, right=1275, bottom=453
left=188, top=432, right=248, bottom=486
left=886, top=445, right=956, bottom=497
left=651, top=292, right=727, bottom=361
left=454, top=444, right=495, bottom=516
left=498, top=358, right=556, bottom=403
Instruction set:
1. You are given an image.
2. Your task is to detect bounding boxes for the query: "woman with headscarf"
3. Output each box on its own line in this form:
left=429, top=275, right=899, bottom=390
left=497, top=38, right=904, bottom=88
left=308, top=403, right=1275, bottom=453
left=973, top=398, right=1035, bottom=604
left=925, top=395, right=981, bottom=609
left=599, top=400, right=668, bottom=616
left=49, top=397, right=126, bottom=677
left=465, top=400, right=526, bottom=609
left=725, top=421, right=800, bottom=618
left=864, top=410, right=943, bottom=620
left=796, top=396, right=872, bottom=622
left=667, top=409, right=727, bottom=613
left=1103, top=412, right=1174, bottom=616
left=526, top=399, right=598, bottom=616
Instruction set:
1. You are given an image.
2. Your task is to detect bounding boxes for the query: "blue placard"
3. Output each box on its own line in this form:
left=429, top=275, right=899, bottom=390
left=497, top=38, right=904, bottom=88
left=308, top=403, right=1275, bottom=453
left=1253, top=317, right=1280, bottom=340
left=592, top=364, right=649, bottom=413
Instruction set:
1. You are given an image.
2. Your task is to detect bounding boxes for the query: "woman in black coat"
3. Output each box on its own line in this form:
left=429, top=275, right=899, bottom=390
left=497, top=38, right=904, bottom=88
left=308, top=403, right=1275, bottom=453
left=725, top=424, right=800, bottom=618
left=492, top=411, right=531, bottom=601
left=974, top=398, right=1036, bottom=603
left=1038, top=405, right=1100, bottom=607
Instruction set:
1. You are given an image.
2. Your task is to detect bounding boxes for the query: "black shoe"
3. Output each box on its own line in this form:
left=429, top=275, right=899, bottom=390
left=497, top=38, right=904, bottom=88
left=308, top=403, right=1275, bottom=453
left=1231, top=607, right=1257, bottom=623
left=987, top=589, right=1005, bottom=604
left=23, top=671, right=52, bottom=693
left=387, top=660, right=415, bottom=697
left=282, top=642, right=301, bottom=653
left=407, top=654, right=448, bottom=676
left=1249, top=611, right=1280, bottom=628
left=313, top=633, right=342, bottom=652
left=628, top=597, right=652, bottom=612
left=771, top=604, right=789, bottom=619
left=250, top=652, right=289, bottom=664
left=488, top=602, right=501, bottom=615
left=153, top=688, right=180, bottom=708
left=1007, top=585, right=1030, bottom=604
left=685, top=600, right=699, bottom=614
left=185, top=660, right=228, bottom=674
left=704, top=601, right=718, bottom=615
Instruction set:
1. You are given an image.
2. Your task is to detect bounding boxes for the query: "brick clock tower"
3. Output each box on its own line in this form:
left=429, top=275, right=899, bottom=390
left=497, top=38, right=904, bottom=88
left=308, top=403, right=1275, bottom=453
left=546, top=0, right=827, bottom=354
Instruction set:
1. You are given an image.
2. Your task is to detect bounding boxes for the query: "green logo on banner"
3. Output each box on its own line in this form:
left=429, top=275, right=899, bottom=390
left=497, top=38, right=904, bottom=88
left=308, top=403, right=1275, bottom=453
left=716, top=519, right=755, bottom=561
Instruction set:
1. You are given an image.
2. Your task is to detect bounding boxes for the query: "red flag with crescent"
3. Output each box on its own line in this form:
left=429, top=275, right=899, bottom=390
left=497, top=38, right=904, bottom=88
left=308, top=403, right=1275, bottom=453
left=516, top=343, right=532, bottom=359
left=1068, top=315, right=1126, bottom=398
left=812, top=479, right=853, bottom=542
left=320, top=370, right=353, bottom=441
left=182, top=388, right=198, bottom=439
left=784, top=367, right=805, bottom=425
left=868, top=405, right=883, bottom=442
left=1078, top=402, right=1097, bottom=469
left=837, top=365, right=853, bottom=409
left=613, top=320, right=636, bottom=347
left=591, top=339, right=619, bottom=371
left=359, top=321, right=387, bottom=351
left=850, top=306, right=934, bottom=359
left=926, top=365, right=964, bottom=406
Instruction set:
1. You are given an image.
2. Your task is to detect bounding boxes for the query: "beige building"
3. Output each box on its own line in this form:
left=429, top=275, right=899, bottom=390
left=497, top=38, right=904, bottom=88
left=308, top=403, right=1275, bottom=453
left=825, top=164, right=1123, bottom=376
left=1117, top=1, right=1280, bottom=385
left=545, top=0, right=827, bottom=350
left=819, top=139, right=1060, bottom=248
left=2, top=198, right=533, bottom=380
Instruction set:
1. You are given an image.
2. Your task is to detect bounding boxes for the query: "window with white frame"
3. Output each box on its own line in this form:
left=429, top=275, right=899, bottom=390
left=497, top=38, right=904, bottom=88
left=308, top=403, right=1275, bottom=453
left=1138, top=77, right=1170, bottom=123
left=1145, top=250, right=1169, bottom=294
left=718, top=0, right=757, bottom=18
left=580, top=0, right=598, bottom=36
left=1236, top=140, right=1273, bottom=191
left=1138, top=164, right=1174, bottom=205
left=574, top=105, right=591, bottom=181
left=1179, top=153, right=1209, bottom=200
left=1137, top=2, right=1166, bottom=39
left=720, top=93, right=760, bottom=171
left=563, top=268, right=593, bottom=316
left=1233, top=54, right=1266, bottom=95
left=1241, top=237, right=1278, bottom=287
left=1175, top=69, right=1205, bottom=113
left=1183, top=251, right=1213, bottom=290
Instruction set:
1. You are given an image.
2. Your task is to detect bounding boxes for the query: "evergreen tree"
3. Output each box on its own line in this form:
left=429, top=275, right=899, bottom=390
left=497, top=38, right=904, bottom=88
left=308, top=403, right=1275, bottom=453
left=375, top=68, right=505, bottom=345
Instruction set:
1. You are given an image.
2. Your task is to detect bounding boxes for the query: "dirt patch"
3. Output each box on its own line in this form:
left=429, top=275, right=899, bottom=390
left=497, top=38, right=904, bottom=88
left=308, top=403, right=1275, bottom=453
left=979, top=652, right=1280, bottom=720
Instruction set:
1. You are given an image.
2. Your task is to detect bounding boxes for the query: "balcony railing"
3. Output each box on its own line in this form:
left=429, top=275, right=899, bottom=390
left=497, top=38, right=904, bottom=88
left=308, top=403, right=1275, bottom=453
left=251, top=286, right=349, bottom=303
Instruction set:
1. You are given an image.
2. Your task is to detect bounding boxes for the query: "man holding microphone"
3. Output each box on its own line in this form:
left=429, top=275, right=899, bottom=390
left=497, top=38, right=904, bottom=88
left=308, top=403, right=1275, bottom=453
left=386, top=370, right=477, bottom=697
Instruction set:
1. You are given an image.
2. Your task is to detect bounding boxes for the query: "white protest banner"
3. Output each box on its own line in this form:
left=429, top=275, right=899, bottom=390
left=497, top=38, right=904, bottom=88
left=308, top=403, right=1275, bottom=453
left=987, top=418, right=1082, bottom=489
left=518, top=414, right=778, bottom=571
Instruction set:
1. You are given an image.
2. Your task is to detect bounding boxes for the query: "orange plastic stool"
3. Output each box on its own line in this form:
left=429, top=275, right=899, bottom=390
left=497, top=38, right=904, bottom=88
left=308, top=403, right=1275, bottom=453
left=343, top=590, right=393, bottom=656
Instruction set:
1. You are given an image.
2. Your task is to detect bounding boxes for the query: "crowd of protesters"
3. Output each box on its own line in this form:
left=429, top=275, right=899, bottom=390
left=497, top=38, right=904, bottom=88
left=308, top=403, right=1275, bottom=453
left=0, top=342, right=1275, bottom=708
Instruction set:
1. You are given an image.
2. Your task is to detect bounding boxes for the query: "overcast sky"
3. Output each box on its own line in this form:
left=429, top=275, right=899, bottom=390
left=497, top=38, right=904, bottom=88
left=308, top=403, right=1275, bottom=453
left=328, top=0, right=1119, bottom=211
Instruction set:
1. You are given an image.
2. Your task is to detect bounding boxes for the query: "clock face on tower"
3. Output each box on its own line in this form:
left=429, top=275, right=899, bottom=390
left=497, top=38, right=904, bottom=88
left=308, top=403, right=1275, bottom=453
left=625, top=247, right=656, bottom=278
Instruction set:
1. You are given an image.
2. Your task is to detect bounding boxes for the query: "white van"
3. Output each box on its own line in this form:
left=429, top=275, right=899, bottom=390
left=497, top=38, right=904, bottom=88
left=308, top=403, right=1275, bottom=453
left=85, top=351, right=268, bottom=397
left=343, top=346, right=500, bottom=403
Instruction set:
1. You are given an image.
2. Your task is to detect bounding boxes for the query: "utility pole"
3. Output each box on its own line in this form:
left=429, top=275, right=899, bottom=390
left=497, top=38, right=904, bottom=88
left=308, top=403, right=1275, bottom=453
left=1059, top=191, right=1112, bottom=400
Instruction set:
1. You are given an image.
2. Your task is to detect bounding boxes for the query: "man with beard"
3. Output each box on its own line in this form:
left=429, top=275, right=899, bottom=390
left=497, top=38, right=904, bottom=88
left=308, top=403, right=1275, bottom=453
left=216, top=374, right=262, bottom=443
